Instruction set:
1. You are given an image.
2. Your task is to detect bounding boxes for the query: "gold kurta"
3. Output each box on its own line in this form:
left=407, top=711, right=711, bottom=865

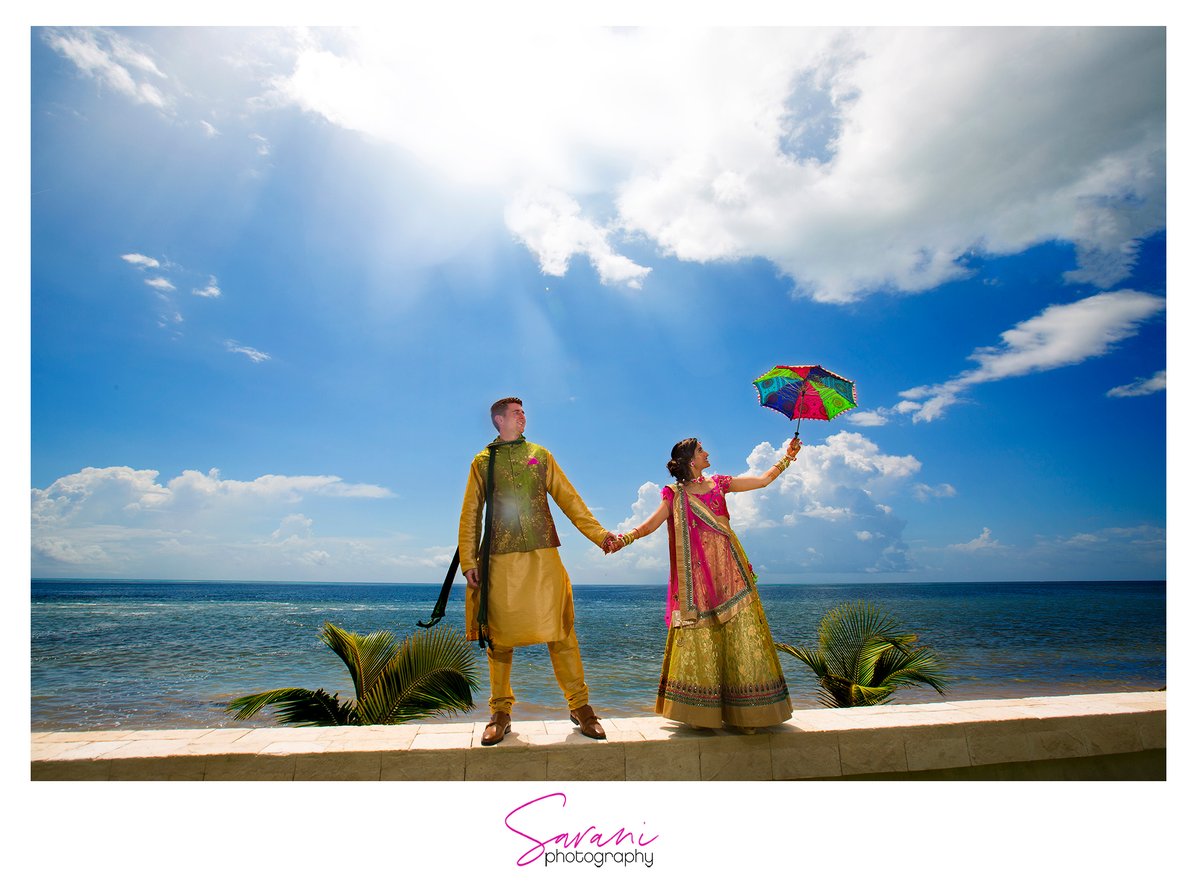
left=458, top=437, right=607, bottom=648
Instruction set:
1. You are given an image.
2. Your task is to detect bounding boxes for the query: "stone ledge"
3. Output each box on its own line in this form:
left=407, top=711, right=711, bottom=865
left=31, top=690, right=1166, bottom=781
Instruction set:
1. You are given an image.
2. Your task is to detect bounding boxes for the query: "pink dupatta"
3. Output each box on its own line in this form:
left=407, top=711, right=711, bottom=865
left=663, top=482, right=757, bottom=628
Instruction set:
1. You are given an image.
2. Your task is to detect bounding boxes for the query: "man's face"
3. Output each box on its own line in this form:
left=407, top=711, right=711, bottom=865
left=496, top=402, right=527, bottom=436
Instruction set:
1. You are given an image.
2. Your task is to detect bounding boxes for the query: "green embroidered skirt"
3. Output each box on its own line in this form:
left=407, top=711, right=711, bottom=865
left=656, top=594, right=793, bottom=728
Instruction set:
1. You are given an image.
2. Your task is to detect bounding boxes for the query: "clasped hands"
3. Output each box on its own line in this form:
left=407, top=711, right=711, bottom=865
left=602, top=532, right=621, bottom=555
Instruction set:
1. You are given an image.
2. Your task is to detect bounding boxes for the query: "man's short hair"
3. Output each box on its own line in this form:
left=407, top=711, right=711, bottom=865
left=491, top=396, right=522, bottom=429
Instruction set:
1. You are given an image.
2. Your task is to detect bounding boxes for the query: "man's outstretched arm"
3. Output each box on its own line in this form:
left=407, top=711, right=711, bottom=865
left=545, top=451, right=617, bottom=551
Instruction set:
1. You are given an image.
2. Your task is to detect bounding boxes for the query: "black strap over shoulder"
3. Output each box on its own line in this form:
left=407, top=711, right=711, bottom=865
left=417, top=444, right=497, bottom=651
left=417, top=548, right=459, bottom=629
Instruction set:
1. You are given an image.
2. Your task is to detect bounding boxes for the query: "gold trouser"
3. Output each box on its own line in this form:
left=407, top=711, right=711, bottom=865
left=487, top=628, right=589, bottom=714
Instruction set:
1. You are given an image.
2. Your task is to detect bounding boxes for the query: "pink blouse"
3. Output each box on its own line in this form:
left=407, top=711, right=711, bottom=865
left=661, top=474, right=732, bottom=517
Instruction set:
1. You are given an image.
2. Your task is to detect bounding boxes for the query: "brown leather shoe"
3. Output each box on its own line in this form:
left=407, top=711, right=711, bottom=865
left=569, top=704, right=606, bottom=740
left=481, top=711, right=511, bottom=746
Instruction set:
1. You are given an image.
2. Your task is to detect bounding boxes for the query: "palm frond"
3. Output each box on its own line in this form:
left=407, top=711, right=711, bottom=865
left=319, top=622, right=398, bottom=700
left=774, top=642, right=826, bottom=678
left=874, top=645, right=950, bottom=694
left=225, top=687, right=354, bottom=726
left=355, top=626, right=479, bottom=724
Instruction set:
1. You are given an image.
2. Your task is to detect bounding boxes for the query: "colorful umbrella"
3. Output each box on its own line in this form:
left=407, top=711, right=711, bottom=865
left=752, top=364, right=858, bottom=437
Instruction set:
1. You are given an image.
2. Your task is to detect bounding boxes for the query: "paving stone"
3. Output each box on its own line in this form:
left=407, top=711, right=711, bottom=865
left=546, top=744, right=627, bottom=780
left=1023, top=721, right=1091, bottom=760
left=699, top=734, right=773, bottom=781
left=381, top=749, right=467, bottom=780
left=770, top=731, right=842, bottom=779
left=1075, top=714, right=1143, bottom=755
left=902, top=726, right=972, bottom=771
left=96, top=739, right=196, bottom=759
left=36, top=730, right=136, bottom=742
left=965, top=721, right=1035, bottom=765
left=838, top=729, right=909, bottom=775
left=107, top=757, right=207, bottom=780
left=204, top=754, right=297, bottom=781
left=31, top=740, right=96, bottom=762
left=121, top=729, right=215, bottom=741
left=411, top=731, right=473, bottom=750
left=190, top=729, right=254, bottom=744
left=1136, top=712, right=1167, bottom=749
left=466, top=750, right=550, bottom=781
left=261, top=741, right=330, bottom=755
left=625, top=740, right=701, bottom=780
left=326, top=732, right=417, bottom=752
left=294, top=751, right=384, bottom=780
left=415, top=721, right=476, bottom=734
left=32, top=759, right=113, bottom=781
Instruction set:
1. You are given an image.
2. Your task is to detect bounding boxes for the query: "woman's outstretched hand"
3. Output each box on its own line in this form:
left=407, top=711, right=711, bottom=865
left=787, top=437, right=802, bottom=459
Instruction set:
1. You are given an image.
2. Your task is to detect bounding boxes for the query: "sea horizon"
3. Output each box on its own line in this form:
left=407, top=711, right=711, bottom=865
left=32, top=578, right=1166, bottom=733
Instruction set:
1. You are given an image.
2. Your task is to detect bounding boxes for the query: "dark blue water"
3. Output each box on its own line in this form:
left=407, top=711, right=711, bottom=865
left=31, top=580, right=1166, bottom=731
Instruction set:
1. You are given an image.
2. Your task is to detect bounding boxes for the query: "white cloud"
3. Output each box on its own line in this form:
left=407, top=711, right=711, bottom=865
left=610, top=481, right=670, bottom=574
left=271, top=513, right=314, bottom=540
left=845, top=408, right=889, bottom=426
left=947, top=527, right=1003, bottom=552
left=505, top=188, right=651, bottom=288
left=912, top=482, right=957, bottom=501
left=144, top=276, right=175, bottom=291
left=31, top=466, right=410, bottom=579
left=610, top=431, right=934, bottom=578
left=250, top=133, right=271, bottom=156
left=121, top=252, right=159, bottom=269
left=897, top=290, right=1165, bottom=421
left=45, top=28, right=170, bottom=111
left=1107, top=369, right=1166, bottom=398
left=201, top=120, right=220, bottom=137
left=226, top=340, right=271, bottom=363
left=192, top=276, right=222, bottom=298
left=267, top=27, right=1162, bottom=299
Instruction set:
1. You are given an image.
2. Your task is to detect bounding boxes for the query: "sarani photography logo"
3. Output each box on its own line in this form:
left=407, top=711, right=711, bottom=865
left=505, top=791, right=659, bottom=869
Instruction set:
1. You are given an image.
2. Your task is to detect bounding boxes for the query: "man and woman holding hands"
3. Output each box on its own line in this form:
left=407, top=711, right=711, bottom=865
left=458, top=396, right=800, bottom=745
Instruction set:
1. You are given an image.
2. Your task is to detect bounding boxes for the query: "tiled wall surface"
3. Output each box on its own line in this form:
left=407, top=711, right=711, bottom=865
left=31, top=691, right=1166, bottom=781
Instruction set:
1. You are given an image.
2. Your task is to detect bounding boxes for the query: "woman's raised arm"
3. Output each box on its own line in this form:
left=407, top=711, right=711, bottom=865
left=727, top=438, right=802, bottom=493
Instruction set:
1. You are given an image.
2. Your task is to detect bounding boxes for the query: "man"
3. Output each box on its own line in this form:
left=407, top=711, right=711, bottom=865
left=459, top=396, right=617, bottom=746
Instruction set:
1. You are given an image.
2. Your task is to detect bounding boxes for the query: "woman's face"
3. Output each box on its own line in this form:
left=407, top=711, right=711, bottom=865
left=692, top=442, right=711, bottom=472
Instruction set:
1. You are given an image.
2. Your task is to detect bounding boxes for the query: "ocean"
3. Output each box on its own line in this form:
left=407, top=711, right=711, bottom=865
left=31, top=580, right=1166, bottom=731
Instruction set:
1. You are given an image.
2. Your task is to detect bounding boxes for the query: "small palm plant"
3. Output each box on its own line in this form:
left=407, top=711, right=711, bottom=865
left=776, top=601, right=948, bottom=707
left=226, top=622, right=479, bottom=726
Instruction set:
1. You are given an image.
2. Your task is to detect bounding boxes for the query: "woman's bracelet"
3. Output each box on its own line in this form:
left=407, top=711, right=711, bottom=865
left=773, top=456, right=793, bottom=474
left=620, top=527, right=640, bottom=548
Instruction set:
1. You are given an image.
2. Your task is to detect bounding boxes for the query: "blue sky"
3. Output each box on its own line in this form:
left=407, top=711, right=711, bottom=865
left=29, top=25, right=1168, bottom=583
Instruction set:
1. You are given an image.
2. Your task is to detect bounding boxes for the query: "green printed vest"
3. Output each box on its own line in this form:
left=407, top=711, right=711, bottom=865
left=474, top=437, right=561, bottom=555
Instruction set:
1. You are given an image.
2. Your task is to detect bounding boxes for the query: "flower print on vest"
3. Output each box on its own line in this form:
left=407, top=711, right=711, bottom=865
left=527, top=457, right=539, bottom=467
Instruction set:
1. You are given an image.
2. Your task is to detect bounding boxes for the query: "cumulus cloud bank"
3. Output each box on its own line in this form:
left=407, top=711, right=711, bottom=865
left=612, top=432, right=926, bottom=578
left=269, top=27, right=1163, bottom=301
left=31, top=466, right=406, bottom=578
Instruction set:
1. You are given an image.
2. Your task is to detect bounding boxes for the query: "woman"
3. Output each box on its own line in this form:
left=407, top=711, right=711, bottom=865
left=612, top=436, right=801, bottom=732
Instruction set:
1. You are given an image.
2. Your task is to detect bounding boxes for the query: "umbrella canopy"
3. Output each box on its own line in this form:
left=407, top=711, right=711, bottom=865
left=752, top=364, right=858, bottom=433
